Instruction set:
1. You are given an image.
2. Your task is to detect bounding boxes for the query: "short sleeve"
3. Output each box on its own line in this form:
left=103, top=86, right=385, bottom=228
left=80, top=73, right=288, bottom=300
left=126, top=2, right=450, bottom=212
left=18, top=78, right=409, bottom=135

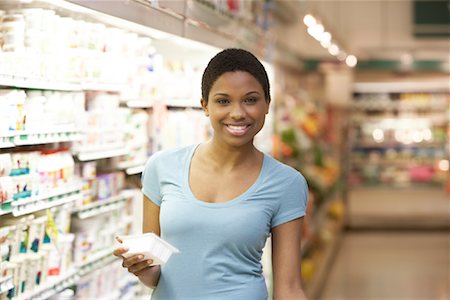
left=271, top=173, right=308, bottom=228
left=141, top=152, right=162, bottom=206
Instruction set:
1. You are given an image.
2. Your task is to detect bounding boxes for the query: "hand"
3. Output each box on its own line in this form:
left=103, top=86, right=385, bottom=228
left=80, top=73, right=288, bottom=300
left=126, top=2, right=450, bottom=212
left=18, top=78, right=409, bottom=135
left=113, top=237, right=161, bottom=278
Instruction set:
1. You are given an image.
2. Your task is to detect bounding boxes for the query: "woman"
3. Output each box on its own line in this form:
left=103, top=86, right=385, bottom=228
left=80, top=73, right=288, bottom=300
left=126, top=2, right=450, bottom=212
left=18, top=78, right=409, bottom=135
left=114, top=48, right=309, bottom=300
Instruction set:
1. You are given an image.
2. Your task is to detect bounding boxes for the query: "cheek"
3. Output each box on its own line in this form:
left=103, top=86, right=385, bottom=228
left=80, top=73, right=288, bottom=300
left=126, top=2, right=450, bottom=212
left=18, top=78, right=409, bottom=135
left=249, top=106, right=268, bottom=119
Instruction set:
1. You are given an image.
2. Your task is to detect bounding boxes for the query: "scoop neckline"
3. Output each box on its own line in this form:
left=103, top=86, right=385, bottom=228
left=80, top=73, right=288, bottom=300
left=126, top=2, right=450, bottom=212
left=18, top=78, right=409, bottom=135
left=183, top=143, right=267, bottom=208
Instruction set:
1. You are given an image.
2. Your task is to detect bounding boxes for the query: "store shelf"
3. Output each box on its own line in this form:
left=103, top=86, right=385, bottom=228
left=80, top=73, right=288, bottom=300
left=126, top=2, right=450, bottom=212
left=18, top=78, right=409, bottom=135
left=116, top=160, right=147, bottom=175
left=76, top=247, right=117, bottom=273
left=11, top=187, right=82, bottom=217
left=352, top=141, right=445, bottom=149
left=81, top=82, right=126, bottom=92
left=301, top=199, right=342, bottom=257
left=12, top=249, right=117, bottom=300
left=351, top=160, right=436, bottom=167
left=305, top=223, right=343, bottom=300
left=354, top=81, right=450, bottom=93
left=75, top=147, right=128, bottom=161
left=0, top=142, right=15, bottom=149
left=0, top=202, right=12, bottom=216
left=164, top=98, right=202, bottom=108
left=352, top=101, right=448, bottom=111
left=1, top=128, right=82, bottom=146
left=0, top=74, right=82, bottom=91
left=72, top=193, right=130, bottom=219
left=125, top=165, right=145, bottom=175
left=0, top=74, right=128, bottom=94
left=15, top=132, right=81, bottom=146
left=124, top=100, right=153, bottom=108
left=0, top=275, right=13, bottom=295
left=13, top=269, right=78, bottom=300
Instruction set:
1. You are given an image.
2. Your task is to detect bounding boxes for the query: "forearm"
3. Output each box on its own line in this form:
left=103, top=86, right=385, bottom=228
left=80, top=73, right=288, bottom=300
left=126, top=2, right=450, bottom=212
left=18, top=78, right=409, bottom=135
left=273, top=287, right=308, bottom=300
left=137, top=265, right=161, bottom=288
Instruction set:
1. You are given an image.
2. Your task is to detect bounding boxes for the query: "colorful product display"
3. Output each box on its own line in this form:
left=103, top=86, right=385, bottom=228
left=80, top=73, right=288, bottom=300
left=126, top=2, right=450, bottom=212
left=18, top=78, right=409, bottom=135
left=76, top=161, right=125, bottom=206
left=0, top=8, right=155, bottom=88
left=0, top=188, right=140, bottom=300
left=350, top=92, right=450, bottom=187
left=0, top=89, right=84, bottom=148
left=0, top=150, right=79, bottom=216
left=271, top=68, right=346, bottom=298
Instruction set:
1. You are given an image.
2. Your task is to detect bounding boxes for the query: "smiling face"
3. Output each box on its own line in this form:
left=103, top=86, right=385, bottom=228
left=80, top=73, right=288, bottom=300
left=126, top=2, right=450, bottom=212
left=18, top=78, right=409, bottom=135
left=201, top=71, right=270, bottom=148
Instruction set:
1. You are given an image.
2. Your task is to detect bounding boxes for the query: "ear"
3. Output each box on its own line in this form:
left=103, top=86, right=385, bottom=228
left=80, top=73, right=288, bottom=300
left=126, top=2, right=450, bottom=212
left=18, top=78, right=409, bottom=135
left=265, top=100, right=270, bottom=114
left=201, top=99, right=209, bottom=116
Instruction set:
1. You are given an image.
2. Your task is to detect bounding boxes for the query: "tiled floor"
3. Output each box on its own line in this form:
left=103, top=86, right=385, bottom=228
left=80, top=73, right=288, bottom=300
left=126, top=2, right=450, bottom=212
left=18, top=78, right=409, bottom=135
left=319, top=231, right=450, bottom=300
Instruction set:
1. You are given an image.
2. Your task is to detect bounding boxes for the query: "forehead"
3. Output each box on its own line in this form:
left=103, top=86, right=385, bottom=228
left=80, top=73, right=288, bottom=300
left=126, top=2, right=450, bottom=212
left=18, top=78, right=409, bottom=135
left=210, top=71, right=262, bottom=91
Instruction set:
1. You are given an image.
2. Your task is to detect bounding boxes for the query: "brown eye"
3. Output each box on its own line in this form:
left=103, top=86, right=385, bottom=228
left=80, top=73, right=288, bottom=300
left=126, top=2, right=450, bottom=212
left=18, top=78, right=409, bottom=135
left=244, top=97, right=257, bottom=104
left=217, top=99, right=230, bottom=105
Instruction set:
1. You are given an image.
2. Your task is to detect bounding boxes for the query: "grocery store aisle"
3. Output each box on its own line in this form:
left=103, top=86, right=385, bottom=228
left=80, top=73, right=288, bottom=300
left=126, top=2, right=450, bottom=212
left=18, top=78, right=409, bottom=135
left=319, top=230, right=449, bottom=300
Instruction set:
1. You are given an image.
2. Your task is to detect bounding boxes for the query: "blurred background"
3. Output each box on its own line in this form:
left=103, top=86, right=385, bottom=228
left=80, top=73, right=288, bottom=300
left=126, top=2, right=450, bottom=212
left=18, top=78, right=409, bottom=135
left=0, top=0, right=448, bottom=299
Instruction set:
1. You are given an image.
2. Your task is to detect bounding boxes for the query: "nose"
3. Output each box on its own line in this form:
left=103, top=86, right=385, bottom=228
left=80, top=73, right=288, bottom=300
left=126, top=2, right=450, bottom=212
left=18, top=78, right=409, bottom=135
left=230, top=103, right=245, bottom=120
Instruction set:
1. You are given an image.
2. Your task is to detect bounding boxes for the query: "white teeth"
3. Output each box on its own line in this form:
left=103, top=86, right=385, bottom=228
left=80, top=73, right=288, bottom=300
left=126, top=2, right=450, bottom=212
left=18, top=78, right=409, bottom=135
left=228, top=125, right=247, bottom=130
left=226, top=125, right=249, bottom=136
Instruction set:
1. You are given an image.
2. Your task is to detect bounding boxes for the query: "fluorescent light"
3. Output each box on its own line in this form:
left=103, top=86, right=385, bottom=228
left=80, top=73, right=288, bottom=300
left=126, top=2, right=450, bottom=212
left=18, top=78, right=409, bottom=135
left=328, top=44, right=339, bottom=56
left=303, top=14, right=316, bottom=27
left=337, top=51, right=347, bottom=61
left=345, top=54, right=358, bottom=67
left=319, top=31, right=331, bottom=44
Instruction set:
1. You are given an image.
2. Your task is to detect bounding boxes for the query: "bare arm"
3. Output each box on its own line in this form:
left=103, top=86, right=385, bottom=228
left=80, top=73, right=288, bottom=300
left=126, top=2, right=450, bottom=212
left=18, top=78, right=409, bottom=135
left=113, top=195, right=161, bottom=288
left=271, top=217, right=308, bottom=300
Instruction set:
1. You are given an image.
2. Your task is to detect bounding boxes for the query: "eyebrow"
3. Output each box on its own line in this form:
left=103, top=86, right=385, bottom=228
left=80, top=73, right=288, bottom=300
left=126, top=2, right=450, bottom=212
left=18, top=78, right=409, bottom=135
left=213, top=91, right=261, bottom=97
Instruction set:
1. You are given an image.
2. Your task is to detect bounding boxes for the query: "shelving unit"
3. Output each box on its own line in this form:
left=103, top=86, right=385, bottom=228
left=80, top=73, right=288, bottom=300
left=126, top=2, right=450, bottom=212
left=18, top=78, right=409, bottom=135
left=271, top=65, right=347, bottom=299
left=0, top=1, right=331, bottom=299
left=347, top=80, right=450, bottom=229
left=0, top=74, right=82, bottom=91
left=75, top=147, right=128, bottom=162
left=0, top=1, right=228, bottom=299
left=72, top=192, right=130, bottom=219
left=13, top=250, right=118, bottom=300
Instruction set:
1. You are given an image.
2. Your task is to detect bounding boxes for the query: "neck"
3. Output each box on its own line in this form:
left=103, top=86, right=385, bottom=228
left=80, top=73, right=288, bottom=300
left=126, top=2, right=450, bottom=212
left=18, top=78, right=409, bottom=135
left=201, top=139, right=261, bottom=170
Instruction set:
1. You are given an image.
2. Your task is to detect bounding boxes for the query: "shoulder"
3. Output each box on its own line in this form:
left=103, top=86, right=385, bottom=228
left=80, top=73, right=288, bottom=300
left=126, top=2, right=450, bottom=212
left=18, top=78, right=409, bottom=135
left=264, top=154, right=306, bottom=184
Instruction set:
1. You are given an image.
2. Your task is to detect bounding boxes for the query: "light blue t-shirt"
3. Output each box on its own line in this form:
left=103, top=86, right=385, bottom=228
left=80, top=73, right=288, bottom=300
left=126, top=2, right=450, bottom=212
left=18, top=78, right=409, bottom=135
left=141, top=144, right=308, bottom=300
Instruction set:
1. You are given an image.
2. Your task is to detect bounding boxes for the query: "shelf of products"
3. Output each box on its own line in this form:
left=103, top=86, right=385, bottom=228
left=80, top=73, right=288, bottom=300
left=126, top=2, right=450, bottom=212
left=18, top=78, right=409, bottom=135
left=349, top=91, right=449, bottom=189
left=272, top=65, right=347, bottom=299
left=0, top=1, right=279, bottom=299
left=72, top=192, right=130, bottom=219
left=347, top=80, right=450, bottom=230
left=0, top=189, right=141, bottom=300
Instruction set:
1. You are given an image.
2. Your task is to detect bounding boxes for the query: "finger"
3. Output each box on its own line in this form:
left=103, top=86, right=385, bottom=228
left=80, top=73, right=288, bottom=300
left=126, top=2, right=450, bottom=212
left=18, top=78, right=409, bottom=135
left=115, top=236, right=123, bottom=243
left=122, top=254, right=145, bottom=268
left=113, top=247, right=129, bottom=257
left=129, top=259, right=154, bottom=274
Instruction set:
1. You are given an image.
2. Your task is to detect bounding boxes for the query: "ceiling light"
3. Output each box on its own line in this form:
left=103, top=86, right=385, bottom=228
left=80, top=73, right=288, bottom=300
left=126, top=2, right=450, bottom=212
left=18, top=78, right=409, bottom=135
left=328, top=44, right=339, bottom=56
left=319, top=31, right=331, bottom=44
left=337, top=51, right=347, bottom=61
left=345, top=55, right=358, bottom=67
left=320, top=41, right=331, bottom=48
left=303, top=14, right=316, bottom=27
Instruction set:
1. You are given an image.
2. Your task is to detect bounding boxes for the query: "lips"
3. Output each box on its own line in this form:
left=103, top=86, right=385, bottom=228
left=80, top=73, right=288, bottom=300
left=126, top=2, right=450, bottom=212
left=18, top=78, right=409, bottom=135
left=225, top=124, right=251, bottom=136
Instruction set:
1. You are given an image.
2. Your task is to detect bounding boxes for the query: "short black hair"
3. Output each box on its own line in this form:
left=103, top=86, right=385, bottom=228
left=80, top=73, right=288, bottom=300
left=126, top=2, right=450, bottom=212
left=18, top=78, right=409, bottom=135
left=201, top=48, right=270, bottom=103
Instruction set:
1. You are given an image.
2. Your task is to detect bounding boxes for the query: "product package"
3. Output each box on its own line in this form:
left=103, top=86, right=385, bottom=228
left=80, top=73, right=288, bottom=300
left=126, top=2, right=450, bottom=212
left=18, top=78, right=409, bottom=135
left=118, top=233, right=179, bottom=265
